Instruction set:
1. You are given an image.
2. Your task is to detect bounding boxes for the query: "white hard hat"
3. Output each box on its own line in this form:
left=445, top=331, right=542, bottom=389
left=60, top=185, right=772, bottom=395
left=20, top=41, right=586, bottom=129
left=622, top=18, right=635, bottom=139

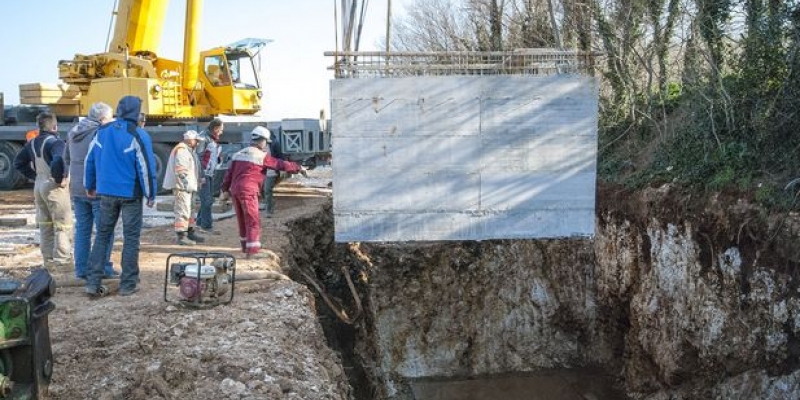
left=251, top=126, right=272, bottom=143
left=183, top=130, right=203, bottom=141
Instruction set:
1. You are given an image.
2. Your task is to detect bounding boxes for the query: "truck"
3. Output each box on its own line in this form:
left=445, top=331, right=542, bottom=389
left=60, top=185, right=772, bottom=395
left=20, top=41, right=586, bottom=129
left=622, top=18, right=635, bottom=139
left=0, top=0, right=330, bottom=190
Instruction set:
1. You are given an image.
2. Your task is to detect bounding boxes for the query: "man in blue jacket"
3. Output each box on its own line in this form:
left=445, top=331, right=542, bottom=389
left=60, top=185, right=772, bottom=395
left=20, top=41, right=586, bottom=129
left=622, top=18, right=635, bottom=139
left=84, top=96, right=157, bottom=297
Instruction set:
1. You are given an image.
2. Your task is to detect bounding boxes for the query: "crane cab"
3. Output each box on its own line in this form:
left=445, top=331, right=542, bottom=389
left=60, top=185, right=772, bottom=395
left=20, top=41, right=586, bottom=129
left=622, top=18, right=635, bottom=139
left=198, top=39, right=268, bottom=116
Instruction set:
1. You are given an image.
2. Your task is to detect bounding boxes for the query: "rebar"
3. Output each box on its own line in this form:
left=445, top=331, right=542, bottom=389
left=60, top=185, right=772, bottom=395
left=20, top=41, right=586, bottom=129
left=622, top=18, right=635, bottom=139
left=325, top=49, right=601, bottom=79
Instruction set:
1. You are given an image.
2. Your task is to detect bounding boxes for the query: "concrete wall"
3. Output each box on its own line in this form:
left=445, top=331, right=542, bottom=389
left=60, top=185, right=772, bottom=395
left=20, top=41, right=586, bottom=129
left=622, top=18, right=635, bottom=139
left=331, top=75, right=598, bottom=241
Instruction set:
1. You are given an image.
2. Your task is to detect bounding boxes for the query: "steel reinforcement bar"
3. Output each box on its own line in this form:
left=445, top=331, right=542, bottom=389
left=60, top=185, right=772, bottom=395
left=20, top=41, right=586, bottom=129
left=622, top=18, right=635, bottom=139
left=324, top=49, right=601, bottom=78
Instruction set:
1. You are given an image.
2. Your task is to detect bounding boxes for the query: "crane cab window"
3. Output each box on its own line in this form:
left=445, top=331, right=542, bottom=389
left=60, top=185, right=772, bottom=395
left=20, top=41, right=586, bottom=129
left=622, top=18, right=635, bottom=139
left=225, top=51, right=260, bottom=89
left=204, top=56, right=231, bottom=87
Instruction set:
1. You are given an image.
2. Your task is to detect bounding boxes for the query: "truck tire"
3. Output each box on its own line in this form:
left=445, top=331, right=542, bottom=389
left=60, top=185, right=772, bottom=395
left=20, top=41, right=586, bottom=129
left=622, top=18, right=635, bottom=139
left=0, top=141, right=27, bottom=190
left=152, top=143, right=172, bottom=195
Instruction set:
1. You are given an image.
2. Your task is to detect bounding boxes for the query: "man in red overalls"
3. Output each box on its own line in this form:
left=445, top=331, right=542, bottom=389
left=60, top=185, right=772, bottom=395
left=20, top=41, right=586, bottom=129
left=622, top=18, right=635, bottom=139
left=220, top=126, right=305, bottom=259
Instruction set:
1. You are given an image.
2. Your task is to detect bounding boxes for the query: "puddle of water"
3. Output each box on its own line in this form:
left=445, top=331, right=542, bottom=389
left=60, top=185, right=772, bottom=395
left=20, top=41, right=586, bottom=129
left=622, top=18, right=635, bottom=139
left=411, top=369, right=625, bottom=400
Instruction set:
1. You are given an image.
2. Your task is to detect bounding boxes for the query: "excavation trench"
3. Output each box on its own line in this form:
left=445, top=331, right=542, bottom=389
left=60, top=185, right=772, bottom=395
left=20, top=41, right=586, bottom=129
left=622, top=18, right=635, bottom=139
left=285, top=187, right=800, bottom=400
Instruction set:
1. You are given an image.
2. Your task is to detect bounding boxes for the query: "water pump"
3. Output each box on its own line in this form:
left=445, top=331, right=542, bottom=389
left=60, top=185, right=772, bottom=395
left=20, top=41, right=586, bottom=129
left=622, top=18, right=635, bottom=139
left=164, top=252, right=236, bottom=307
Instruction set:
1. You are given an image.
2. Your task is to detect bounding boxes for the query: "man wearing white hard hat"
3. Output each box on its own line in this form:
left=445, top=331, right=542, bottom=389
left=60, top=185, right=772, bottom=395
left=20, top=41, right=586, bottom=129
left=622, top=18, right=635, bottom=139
left=163, top=130, right=206, bottom=245
left=220, top=126, right=306, bottom=259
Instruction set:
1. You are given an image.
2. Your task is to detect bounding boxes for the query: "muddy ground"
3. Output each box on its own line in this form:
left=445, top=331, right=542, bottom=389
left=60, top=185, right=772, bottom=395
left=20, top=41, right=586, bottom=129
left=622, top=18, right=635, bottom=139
left=0, top=181, right=351, bottom=400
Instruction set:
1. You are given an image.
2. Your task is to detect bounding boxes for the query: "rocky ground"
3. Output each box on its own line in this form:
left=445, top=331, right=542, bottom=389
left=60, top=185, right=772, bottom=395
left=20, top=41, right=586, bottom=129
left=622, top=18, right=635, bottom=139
left=0, top=168, right=352, bottom=400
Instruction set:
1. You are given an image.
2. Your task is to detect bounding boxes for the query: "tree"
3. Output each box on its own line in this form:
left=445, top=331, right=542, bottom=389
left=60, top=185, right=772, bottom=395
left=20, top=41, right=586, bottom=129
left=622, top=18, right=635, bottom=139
left=391, top=0, right=800, bottom=196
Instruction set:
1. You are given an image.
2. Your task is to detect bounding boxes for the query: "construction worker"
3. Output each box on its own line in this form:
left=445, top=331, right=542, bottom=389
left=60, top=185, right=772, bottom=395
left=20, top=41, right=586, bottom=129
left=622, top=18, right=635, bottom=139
left=83, top=96, right=157, bottom=298
left=220, top=126, right=306, bottom=259
left=13, top=112, right=72, bottom=271
left=63, top=102, right=119, bottom=280
left=163, top=130, right=206, bottom=245
left=195, top=118, right=224, bottom=233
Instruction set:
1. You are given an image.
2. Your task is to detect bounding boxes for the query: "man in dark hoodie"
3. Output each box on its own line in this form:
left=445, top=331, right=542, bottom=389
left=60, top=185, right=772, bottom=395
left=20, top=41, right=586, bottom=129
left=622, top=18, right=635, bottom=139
left=63, top=102, right=119, bottom=280
left=13, top=112, right=72, bottom=271
left=84, top=96, right=157, bottom=297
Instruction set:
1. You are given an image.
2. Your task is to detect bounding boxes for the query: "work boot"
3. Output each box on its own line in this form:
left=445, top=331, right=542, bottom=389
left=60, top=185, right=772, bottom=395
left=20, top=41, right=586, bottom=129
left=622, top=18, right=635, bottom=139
left=176, top=232, right=196, bottom=246
left=187, top=228, right=206, bottom=243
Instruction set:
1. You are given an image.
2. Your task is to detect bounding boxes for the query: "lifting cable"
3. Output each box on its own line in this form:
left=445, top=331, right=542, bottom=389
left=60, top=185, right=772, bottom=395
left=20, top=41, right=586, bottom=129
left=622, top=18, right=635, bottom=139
left=105, top=0, right=119, bottom=52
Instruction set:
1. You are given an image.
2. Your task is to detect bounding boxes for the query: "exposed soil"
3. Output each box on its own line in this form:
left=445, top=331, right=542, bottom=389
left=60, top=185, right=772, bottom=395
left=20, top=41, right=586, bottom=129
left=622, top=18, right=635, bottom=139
left=3, top=178, right=797, bottom=400
left=0, top=184, right=351, bottom=400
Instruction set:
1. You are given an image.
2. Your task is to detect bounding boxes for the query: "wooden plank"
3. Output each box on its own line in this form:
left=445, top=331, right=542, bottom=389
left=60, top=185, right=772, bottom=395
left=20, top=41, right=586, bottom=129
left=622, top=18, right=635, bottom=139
left=20, top=96, right=81, bottom=105
left=0, top=217, right=28, bottom=227
left=19, top=83, right=81, bottom=94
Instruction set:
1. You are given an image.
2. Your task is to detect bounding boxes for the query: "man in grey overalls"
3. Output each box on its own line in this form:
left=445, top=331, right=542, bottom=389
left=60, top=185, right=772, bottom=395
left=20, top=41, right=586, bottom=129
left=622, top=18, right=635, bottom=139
left=14, top=112, right=73, bottom=271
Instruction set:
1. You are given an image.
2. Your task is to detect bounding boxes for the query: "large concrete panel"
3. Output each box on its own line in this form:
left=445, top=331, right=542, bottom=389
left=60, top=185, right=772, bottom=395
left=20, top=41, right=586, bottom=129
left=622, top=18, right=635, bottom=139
left=331, top=75, right=598, bottom=241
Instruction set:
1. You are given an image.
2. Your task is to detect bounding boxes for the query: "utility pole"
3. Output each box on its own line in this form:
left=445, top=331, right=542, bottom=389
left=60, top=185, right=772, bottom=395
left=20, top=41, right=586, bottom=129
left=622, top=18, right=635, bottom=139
left=386, top=0, right=392, bottom=52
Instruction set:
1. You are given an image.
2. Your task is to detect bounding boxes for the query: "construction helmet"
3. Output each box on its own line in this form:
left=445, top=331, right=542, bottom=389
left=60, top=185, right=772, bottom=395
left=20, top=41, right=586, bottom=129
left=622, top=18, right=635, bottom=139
left=251, top=126, right=272, bottom=143
left=183, top=130, right=203, bottom=141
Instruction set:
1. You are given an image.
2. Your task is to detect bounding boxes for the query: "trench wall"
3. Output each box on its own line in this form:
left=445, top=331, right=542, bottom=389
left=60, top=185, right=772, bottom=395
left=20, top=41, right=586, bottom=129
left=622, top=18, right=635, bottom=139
left=290, top=188, right=800, bottom=399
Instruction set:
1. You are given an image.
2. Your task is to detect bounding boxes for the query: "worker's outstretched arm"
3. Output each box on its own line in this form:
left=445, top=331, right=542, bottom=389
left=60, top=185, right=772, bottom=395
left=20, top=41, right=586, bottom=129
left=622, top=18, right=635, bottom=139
left=262, top=155, right=300, bottom=174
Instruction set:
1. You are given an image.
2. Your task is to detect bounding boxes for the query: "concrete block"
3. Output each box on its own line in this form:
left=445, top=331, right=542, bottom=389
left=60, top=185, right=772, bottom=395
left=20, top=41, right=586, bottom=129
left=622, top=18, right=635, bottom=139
left=331, top=75, right=599, bottom=242
left=0, top=217, right=28, bottom=227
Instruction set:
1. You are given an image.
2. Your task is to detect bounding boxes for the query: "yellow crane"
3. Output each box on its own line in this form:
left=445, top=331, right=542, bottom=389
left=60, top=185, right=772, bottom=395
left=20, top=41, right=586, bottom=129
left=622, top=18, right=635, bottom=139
left=20, top=0, right=266, bottom=120
left=1, top=0, right=331, bottom=191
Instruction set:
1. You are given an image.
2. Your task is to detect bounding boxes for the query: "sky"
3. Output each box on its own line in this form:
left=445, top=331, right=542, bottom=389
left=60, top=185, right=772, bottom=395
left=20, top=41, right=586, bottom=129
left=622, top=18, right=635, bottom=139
left=0, top=0, right=409, bottom=121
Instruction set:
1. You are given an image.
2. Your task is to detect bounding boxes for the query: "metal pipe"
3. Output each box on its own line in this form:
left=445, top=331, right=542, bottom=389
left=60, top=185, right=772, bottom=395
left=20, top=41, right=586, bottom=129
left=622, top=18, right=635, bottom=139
left=334, top=0, right=340, bottom=78
left=182, top=0, right=202, bottom=92
left=385, top=0, right=392, bottom=52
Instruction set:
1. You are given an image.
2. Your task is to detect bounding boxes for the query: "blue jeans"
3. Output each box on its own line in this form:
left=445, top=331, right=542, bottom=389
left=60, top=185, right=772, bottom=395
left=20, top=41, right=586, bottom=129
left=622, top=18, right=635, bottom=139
left=86, top=196, right=143, bottom=292
left=72, top=196, right=116, bottom=279
left=196, top=176, right=214, bottom=229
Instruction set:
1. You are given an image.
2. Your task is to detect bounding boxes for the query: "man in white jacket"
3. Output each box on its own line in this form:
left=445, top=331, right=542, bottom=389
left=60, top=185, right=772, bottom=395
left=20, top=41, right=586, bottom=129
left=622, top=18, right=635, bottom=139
left=163, top=130, right=206, bottom=245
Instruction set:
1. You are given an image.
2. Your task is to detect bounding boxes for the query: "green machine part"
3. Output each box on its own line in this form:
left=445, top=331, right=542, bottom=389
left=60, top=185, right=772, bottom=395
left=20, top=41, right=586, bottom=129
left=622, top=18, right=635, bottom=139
left=0, top=301, right=28, bottom=343
left=0, top=299, right=30, bottom=397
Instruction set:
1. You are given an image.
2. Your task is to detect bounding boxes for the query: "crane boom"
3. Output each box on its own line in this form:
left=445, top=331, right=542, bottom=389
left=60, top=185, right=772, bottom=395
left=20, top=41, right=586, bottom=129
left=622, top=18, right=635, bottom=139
left=108, top=0, right=169, bottom=54
left=182, top=0, right=201, bottom=92
left=20, top=0, right=264, bottom=119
